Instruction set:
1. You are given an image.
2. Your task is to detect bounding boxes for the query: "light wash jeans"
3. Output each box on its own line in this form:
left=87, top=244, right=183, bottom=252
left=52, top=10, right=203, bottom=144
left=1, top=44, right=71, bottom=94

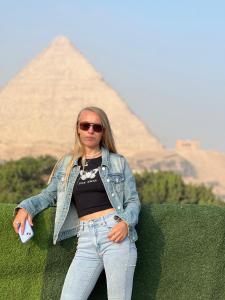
left=60, top=211, right=137, bottom=300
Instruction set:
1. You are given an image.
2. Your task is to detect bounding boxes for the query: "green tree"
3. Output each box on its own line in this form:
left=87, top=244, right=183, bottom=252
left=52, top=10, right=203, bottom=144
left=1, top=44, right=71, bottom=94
left=0, top=155, right=57, bottom=204
left=134, top=170, right=223, bottom=207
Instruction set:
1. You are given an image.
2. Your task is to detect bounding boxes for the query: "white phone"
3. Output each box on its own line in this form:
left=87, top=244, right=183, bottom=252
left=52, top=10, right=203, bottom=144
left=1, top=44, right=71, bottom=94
left=18, top=219, right=34, bottom=243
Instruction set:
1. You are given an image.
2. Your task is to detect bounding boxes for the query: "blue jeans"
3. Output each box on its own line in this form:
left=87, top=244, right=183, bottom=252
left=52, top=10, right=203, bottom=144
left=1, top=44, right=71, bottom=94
left=60, top=211, right=137, bottom=300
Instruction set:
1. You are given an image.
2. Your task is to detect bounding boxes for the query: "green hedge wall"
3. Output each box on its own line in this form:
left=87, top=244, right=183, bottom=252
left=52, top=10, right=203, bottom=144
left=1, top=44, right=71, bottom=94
left=1, top=203, right=225, bottom=300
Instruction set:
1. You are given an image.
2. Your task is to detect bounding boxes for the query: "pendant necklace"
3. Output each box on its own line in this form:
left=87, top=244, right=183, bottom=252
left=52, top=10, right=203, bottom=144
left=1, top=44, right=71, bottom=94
left=80, top=150, right=102, bottom=180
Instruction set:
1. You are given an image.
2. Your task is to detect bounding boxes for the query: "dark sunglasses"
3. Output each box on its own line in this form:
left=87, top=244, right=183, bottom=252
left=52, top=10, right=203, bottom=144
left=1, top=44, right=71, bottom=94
left=79, top=122, right=104, bottom=133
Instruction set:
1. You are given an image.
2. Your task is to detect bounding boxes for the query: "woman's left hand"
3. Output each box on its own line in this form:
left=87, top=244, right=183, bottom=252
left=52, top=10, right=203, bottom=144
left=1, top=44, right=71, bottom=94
left=108, top=221, right=128, bottom=243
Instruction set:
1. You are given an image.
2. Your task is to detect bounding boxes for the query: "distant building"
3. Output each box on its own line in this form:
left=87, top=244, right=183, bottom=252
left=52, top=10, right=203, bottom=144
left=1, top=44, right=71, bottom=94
left=176, top=140, right=201, bottom=150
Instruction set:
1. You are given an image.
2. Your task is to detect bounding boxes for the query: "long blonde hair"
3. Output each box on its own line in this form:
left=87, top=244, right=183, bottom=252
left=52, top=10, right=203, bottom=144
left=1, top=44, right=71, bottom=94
left=47, top=106, right=117, bottom=187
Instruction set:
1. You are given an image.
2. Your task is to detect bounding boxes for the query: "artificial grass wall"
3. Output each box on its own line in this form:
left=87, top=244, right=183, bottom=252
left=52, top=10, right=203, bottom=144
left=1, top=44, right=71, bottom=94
left=1, top=203, right=225, bottom=300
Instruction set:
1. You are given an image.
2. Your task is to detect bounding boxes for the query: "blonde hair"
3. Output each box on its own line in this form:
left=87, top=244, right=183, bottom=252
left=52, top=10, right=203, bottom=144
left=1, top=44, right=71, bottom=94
left=47, top=106, right=117, bottom=187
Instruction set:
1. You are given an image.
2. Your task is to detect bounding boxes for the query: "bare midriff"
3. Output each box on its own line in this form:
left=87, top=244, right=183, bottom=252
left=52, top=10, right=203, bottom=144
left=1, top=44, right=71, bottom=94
left=79, top=207, right=116, bottom=221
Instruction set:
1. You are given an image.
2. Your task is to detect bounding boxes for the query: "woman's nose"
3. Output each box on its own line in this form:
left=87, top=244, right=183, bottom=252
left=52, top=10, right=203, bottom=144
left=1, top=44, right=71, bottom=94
left=87, top=125, right=94, bottom=133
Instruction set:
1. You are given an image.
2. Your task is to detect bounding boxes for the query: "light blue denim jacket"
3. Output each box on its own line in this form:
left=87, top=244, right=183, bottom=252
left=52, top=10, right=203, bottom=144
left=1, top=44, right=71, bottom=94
left=15, top=146, right=141, bottom=245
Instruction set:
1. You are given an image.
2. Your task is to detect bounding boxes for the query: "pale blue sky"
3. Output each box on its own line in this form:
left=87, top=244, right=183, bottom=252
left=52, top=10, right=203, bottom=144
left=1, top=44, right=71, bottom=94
left=1, top=1, right=224, bottom=152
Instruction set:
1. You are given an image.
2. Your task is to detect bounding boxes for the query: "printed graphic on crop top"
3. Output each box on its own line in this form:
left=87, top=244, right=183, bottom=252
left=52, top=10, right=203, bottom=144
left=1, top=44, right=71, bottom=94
left=79, top=167, right=99, bottom=182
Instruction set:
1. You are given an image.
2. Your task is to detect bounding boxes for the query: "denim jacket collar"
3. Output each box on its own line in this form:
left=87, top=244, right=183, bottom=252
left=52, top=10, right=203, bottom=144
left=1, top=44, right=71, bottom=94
left=72, top=145, right=110, bottom=168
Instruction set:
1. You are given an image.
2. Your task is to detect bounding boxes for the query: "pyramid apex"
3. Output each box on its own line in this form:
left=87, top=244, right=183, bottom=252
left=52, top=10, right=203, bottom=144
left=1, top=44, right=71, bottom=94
left=51, top=36, right=73, bottom=47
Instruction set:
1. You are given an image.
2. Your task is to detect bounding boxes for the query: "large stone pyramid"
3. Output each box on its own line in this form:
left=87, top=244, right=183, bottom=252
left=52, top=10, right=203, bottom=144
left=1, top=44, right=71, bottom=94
left=0, top=36, right=165, bottom=160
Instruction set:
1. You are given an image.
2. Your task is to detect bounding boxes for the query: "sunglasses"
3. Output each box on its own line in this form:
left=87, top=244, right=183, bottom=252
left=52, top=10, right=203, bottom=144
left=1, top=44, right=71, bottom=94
left=79, top=122, right=104, bottom=133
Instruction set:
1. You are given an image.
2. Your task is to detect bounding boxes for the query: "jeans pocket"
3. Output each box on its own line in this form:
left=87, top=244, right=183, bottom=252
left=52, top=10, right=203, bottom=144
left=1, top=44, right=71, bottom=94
left=106, top=219, right=118, bottom=230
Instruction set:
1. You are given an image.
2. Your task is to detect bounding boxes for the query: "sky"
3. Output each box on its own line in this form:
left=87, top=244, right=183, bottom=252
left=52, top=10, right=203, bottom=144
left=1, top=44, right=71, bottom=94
left=0, top=1, right=225, bottom=152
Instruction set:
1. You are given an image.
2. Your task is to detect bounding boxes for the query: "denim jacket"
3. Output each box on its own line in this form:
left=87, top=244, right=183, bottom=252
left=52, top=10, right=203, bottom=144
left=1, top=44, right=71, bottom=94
left=15, top=146, right=141, bottom=245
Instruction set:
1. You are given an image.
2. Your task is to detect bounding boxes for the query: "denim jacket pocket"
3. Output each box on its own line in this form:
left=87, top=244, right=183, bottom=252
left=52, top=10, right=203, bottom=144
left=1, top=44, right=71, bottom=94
left=108, top=173, right=125, bottom=193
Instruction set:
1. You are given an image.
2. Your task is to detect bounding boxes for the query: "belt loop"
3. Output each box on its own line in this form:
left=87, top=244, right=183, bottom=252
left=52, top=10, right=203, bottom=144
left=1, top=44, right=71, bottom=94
left=103, top=214, right=108, bottom=224
left=80, top=222, right=83, bottom=230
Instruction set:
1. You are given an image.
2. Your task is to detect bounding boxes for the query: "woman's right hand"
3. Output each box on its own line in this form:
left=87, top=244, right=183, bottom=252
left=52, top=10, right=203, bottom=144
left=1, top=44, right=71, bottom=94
left=13, top=208, right=33, bottom=234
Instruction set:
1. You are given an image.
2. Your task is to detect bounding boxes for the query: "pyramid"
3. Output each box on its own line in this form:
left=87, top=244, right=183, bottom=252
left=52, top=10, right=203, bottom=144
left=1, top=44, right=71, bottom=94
left=0, top=36, right=165, bottom=160
left=176, top=146, right=225, bottom=200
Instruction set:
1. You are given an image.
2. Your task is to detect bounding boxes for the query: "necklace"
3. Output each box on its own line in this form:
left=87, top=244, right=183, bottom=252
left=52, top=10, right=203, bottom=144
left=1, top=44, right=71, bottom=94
left=81, top=150, right=102, bottom=171
left=78, top=152, right=101, bottom=183
left=85, top=150, right=102, bottom=159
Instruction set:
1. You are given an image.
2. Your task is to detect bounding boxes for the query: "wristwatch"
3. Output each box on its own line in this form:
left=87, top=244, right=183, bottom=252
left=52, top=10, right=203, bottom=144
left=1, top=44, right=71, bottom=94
left=114, top=215, right=122, bottom=222
left=114, top=215, right=129, bottom=229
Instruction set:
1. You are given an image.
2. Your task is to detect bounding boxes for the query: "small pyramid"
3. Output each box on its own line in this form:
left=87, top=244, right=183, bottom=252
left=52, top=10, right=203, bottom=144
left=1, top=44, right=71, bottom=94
left=0, top=36, right=165, bottom=160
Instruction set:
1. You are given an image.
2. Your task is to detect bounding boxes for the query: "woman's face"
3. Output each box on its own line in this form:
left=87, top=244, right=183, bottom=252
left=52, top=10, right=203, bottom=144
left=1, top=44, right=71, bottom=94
left=77, top=110, right=104, bottom=150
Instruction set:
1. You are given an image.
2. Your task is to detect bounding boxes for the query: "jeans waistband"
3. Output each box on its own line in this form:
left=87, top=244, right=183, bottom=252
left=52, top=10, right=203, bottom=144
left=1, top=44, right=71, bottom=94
left=78, top=210, right=117, bottom=227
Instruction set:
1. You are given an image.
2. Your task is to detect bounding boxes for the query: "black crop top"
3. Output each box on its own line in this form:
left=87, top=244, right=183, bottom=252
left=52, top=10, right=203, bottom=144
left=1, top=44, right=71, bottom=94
left=72, top=156, right=113, bottom=217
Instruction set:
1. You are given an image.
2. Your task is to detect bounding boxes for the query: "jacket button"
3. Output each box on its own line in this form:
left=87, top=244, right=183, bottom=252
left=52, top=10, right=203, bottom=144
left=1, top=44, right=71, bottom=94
left=112, top=193, right=115, bottom=197
left=117, top=206, right=120, bottom=209
left=102, top=167, right=105, bottom=170
left=107, top=178, right=110, bottom=182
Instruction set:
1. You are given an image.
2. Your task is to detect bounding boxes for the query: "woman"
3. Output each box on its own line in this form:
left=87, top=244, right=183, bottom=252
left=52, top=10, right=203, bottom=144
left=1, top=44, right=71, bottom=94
left=13, top=106, right=141, bottom=300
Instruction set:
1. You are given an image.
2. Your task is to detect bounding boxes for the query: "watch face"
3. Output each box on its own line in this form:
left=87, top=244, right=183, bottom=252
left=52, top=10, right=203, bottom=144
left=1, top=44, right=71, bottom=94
left=114, top=215, right=122, bottom=222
